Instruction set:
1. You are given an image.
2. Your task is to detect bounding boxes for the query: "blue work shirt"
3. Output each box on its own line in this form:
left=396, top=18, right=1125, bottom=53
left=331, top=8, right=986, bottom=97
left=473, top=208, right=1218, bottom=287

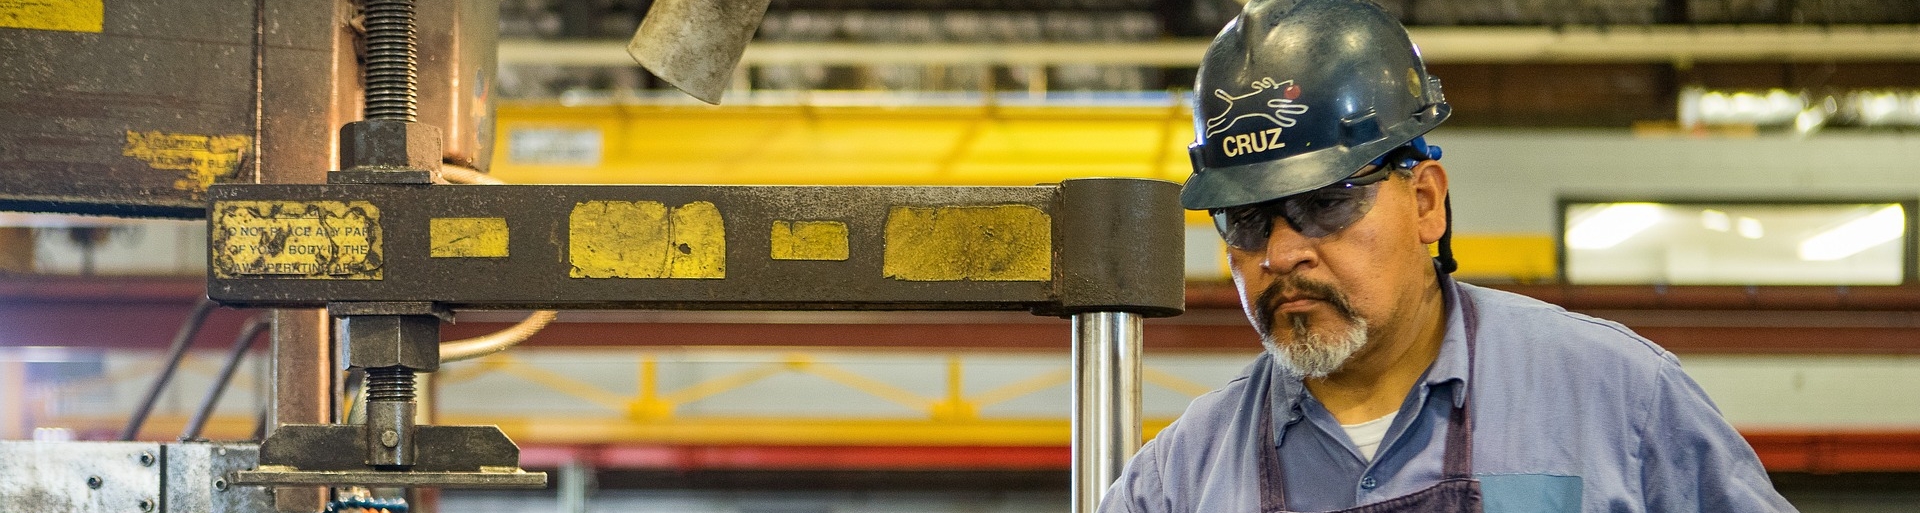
left=1100, top=279, right=1797, bottom=513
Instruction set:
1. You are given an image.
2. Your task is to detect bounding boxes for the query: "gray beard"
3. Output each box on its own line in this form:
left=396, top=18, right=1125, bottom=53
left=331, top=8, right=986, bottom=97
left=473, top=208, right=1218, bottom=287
left=1262, top=314, right=1370, bottom=379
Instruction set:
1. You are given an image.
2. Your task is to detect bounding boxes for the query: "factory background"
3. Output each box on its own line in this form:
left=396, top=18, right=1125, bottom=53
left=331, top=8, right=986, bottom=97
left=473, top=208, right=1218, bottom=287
left=5, top=0, right=1920, bottom=511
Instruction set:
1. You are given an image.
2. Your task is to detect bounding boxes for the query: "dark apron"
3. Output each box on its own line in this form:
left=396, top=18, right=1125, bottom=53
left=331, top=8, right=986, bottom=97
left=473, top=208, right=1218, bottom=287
left=1256, top=293, right=1484, bottom=513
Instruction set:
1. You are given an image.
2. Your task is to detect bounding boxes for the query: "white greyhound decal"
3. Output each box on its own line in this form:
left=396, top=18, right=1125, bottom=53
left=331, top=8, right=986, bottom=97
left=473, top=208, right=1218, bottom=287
left=1204, top=77, right=1310, bottom=138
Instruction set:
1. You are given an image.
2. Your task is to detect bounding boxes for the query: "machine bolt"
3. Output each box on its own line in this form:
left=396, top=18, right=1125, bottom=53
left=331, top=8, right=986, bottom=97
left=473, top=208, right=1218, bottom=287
left=362, top=0, right=420, bottom=122
left=366, top=366, right=417, bottom=402
left=213, top=478, right=228, bottom=491
left=86, top=476, right=102, bottom=489
left=364, top=365, right=419, bottom=467
left=138, top=451, right=155, bottom=467
left=138, top=498, right=154, bottom=512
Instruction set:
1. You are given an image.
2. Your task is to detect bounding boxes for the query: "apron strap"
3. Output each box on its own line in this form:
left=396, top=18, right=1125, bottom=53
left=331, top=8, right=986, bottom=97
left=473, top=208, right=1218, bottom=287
left=1440, top=291, right=1478, bottom=479
left=1259, top=406, right=1288, bottom=511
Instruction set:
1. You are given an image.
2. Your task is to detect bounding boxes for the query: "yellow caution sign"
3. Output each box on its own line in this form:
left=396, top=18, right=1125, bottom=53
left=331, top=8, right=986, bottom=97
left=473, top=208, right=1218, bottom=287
left=883, top=205, right=1050, bottom=282
left=210, top=201, right=382, bottom=280
left=569, top=200, right=725, bottom=279
left=771, top=221, right=850, bottom=261
left=430, top=218, right=510, bottom=258
left=123, top=131, right=251, bottom=193
left=0, top=0, right=104, bottom=33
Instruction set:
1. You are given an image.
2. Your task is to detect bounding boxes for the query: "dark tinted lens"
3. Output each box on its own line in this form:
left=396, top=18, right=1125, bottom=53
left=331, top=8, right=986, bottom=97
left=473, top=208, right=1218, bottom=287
left=1213, top=205, right=1275, bottom=250
left=1211, top=172, right=1390, bottom=249
left=1280, top=184, right=1379, bottom=238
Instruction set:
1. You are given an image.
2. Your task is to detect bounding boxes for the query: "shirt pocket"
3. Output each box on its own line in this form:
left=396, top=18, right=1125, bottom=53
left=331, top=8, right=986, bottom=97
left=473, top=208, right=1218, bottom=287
left=1477, top=474, right=1582, bottom=513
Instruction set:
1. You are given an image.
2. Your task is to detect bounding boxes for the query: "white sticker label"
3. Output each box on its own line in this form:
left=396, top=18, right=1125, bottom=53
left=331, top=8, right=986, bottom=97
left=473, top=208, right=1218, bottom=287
left=507, top=128, right=602, bottom=166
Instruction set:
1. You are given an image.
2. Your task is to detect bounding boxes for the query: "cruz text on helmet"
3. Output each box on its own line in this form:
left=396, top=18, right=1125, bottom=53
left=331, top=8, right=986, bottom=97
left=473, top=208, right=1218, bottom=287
left=1221, top=127, right=1286, bottom=157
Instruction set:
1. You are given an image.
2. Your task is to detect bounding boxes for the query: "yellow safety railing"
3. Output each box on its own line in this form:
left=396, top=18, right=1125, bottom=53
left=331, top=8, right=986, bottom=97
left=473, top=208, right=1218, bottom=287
left=430, top=351, right=1212, bottom=446
left=25, top=348, right=1229, bottom=447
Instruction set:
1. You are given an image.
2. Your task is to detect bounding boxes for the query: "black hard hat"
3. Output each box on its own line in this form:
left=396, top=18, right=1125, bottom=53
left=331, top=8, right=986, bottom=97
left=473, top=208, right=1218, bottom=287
left=1181, top=0, right=1451, bottom=211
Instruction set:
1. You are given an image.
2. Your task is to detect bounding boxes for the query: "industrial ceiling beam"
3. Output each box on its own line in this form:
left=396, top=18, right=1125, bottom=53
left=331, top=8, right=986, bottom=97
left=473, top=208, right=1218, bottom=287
left=498, top=25, right=1920, bottom=68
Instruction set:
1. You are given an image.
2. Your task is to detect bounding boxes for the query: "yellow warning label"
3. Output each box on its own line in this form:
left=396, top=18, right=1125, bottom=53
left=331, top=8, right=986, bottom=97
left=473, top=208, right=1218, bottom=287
left=210, top=201, right=382, bottom=280
left=883, top=205, right=1050, bottom=282
left=771, top=220, right=849, bottom=261
left=123, top=131, right=251, bottom=193
left=0, top=0, right=104, bottom=33
left=430, top=218, right=509, bottom=258
left=569, top=200, right=725, bottom=279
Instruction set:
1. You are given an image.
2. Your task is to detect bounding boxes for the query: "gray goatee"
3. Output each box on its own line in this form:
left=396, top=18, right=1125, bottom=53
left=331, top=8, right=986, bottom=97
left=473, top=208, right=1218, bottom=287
left=1254, top=278, right=1369, bottom=378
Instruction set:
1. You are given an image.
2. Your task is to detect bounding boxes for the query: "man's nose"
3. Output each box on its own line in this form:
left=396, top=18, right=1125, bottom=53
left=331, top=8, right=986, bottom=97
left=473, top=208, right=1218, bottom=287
left=1259, top=216, right=1317, bottom=274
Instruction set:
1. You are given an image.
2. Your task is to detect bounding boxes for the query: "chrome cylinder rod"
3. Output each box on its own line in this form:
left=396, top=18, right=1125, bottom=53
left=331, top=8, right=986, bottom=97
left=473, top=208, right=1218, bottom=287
left=1071, top=311, right=1144, bottom=513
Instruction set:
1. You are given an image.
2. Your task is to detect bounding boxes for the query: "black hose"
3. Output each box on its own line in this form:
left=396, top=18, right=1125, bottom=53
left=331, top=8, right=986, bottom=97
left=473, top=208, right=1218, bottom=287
left=120, top=297, right=218, bottom=441
left=181, top=314, right=270, bottom=441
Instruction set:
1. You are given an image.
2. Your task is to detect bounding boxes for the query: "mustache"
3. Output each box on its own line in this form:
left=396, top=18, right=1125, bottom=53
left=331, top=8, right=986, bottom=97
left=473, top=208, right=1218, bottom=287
left=1254, top=277, right=1358, bottom=335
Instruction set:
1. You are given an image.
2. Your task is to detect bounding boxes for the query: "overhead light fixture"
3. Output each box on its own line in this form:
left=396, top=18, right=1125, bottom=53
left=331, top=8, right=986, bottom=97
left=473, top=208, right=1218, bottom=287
left=1568, top=203, right=1663, bottom=250
left=1792, top=107, right=1826, bottom=137
left=1700, top=209, right=1731, bottom=232
left=1736, top=217, right=1764, bottom=239
left=1685, top=88, right=1920, bottom=129
left=1841, top=90, right=1920, bottom=127
left=1681, top=87, right=1806, bottom=127
left=1799, top=205, right=1906, bottom=261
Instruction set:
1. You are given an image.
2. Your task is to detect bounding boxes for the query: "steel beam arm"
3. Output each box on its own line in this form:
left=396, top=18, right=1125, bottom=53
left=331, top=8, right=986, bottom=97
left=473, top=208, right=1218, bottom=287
left=205, top=179, right=1186, bottom=317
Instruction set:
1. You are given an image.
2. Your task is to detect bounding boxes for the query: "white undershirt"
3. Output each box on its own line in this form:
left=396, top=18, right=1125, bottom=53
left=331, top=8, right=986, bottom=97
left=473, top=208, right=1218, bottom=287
left=1340, top=411, right=1398, bottom=462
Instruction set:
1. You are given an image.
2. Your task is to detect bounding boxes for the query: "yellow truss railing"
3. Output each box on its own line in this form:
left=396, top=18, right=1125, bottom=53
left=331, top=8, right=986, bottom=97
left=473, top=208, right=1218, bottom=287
left=431, top=351, right=1213, bottom=446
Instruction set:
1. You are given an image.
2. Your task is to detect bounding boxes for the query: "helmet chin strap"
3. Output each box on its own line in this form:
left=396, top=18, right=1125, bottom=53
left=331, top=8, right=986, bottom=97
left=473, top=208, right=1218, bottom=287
left=1436, top=194, right=1458, bottom=274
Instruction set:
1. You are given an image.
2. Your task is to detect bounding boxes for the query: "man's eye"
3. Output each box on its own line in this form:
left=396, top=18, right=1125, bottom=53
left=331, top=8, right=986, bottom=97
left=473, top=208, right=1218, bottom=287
left=1311, top=195, right=1349, bottom=210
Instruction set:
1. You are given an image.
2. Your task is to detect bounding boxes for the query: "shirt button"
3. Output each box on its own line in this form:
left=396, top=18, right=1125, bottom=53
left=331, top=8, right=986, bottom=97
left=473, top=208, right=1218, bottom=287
left=1360, top=476, right=1378, bottom=490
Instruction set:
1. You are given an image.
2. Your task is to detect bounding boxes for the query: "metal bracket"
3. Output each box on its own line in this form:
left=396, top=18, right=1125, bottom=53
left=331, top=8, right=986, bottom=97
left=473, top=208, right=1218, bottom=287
left=231, top=467, right=546, bottom=489
left=231, top=424, right=547, bottom=489
left=0, top=441, right=269, bottom=513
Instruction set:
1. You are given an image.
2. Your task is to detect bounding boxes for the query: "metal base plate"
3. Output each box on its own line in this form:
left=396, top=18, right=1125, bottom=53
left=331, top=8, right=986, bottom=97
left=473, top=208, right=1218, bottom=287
left=230, top=467, right=547, bottom=489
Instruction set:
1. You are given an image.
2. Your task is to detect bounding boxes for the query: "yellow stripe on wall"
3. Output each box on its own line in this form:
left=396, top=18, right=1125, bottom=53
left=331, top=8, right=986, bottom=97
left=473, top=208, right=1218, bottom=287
left=497, top=102, right=1562, bottom=284
left=492, top=103, right=1195, bottom=186
left=1447, top=234, right=1558, bottom=283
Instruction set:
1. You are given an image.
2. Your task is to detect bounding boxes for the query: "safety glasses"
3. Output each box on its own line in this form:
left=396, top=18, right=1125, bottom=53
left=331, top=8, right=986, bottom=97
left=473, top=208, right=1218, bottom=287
left=1210, top=167, right=1395, bottom=250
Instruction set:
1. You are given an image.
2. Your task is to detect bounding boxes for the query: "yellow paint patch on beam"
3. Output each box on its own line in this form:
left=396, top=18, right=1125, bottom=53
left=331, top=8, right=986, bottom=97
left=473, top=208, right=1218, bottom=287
left=883, top=205, right=1050, bottom=282
left=430, top=218, right=510, bottom=258
left=209, top=201, right=382, bottom=280
left=122, top=131, right=251, bottom=193
left=668, top=202, right=726, bottom=278
left=0, top=0, right=104, bottom=33
left=770, top=220, right=850, bottom=261
left=568, top=201, right=725, bottom=278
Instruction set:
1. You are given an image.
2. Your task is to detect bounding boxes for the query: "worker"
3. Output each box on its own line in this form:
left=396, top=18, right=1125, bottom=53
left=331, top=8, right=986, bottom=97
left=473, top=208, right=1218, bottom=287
left=1098, top=0, right=1799, bottom=511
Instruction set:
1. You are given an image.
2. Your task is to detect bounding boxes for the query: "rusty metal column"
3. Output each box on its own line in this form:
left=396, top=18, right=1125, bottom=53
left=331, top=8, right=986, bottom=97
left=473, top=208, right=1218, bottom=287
left=269, top=309, right=331, bottom=512
left=1071, top=311, right=1143, bottom=513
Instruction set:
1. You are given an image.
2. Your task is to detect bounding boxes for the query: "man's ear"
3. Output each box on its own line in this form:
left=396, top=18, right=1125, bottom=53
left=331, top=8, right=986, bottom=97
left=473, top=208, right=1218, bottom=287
left=1411, top=161, right=1449, bottom=244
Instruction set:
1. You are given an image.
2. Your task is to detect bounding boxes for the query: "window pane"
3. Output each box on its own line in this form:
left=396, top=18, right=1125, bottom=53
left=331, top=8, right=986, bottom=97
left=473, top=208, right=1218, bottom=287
left=1562, top=202, right=1910, bottom=285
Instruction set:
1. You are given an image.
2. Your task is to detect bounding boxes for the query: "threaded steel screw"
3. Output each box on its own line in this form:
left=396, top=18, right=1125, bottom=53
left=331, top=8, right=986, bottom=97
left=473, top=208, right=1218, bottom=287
left=362, top=0, right=418, bottom=122
left=365, top=366, right=416, bottom=403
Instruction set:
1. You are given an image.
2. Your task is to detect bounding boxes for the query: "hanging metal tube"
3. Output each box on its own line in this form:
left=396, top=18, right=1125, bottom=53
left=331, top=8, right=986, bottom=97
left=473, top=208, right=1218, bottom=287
left=181, top=314, right=270, bottom=441
left=1071, top=311, right=1143, bottom=513
left=122, top=297, right=218, bottom=440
